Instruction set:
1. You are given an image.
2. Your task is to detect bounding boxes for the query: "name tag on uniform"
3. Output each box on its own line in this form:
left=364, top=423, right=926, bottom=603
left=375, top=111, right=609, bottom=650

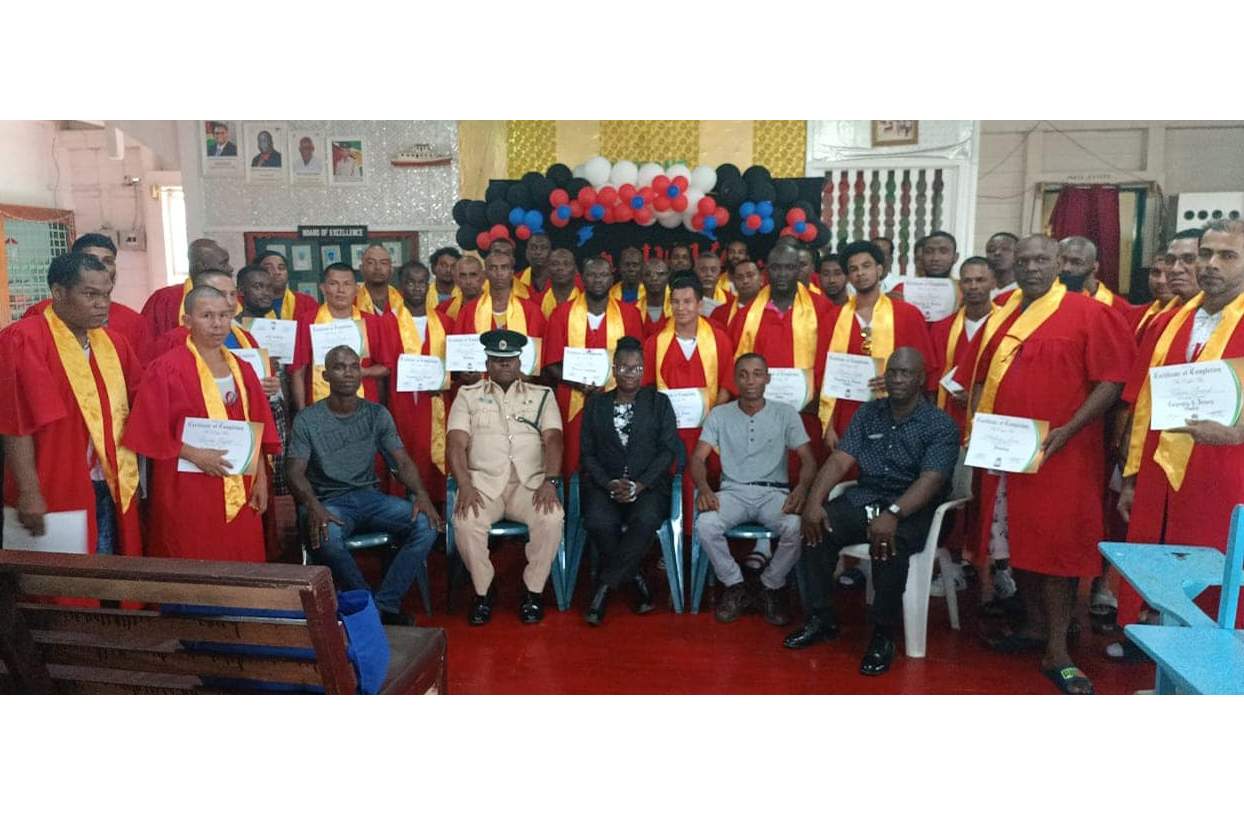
left=867, top=433, right=884, bottom=440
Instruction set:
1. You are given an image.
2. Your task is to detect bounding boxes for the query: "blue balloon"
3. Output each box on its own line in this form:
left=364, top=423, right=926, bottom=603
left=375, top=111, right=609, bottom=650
left=509, top=207, right=525, bottom=226
left=589, top=204, right=605, bottom=220
left=704, top=216, right=718, bottom=231
left=631, top=195, right=645, bottom=209
left=741, top=225, right=756, bottom=236
left=740, top=201, right=756, bottom=218
left=524, top=210, right=543, bottom=230
left=760, top=217, right=775, bottom=234
left=757, top=200, right=774, bottom=217
left=794, top=220, right=807, bottom=234
left=556, top=204, right=571, bottom=219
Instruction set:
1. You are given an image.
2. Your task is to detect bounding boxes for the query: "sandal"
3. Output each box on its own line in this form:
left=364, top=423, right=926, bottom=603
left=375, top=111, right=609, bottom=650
left=1089, top=587, right=1118, bottom=618
left=1042, top=665, right=1095, bottom=695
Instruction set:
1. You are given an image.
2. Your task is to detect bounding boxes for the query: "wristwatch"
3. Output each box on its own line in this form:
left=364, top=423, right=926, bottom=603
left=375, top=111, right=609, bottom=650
left=544, top=476, right=563, bottom=485
left=883, top=502, right=902, bottom=518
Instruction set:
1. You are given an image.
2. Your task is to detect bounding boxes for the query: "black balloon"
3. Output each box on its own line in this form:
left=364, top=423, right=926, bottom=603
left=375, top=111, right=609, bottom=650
left=716, top=163, right=742, bottom=186
left=742, top=165, right=772, bottom=186
left=486, top=199, right=511, bottom=226
left=506, top=184, right=532, bottom=209
left=811, top=221, right=831, bottom=249
left=567, top=178, right=589, bottom=197
left=521, top=171, right=544, bottom=188
left=750, top=180, right=777, bottom=203
left=530, top=177, right=556, bottom=209
left=466, top=201, right=488, bottom=228
left=719, top=180, right=747, bottom=209
left=774, top=180, right=799, bottom=206
left=452, top=200, right=469, bottom=225
left=456, top=225, right=480, bottom=250
left=485, top=181, right=508, bottom=203
left=547, top=163, right=573, bottom=187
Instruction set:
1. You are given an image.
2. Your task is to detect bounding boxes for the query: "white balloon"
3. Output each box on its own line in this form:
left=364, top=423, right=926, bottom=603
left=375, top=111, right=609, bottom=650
left=583, top=155, right=612, bottom=188
left=636, top=162, right=663, bottom=188
left=681, top=190, right=705, bottom=231
left=656, top=209, right=683, bottom=228
left=572, top=163, right=587, bottom=179
left=609, top=160, right=638, bottom=188
left=666, top=163, right=692, bottom=184
left=689, top=164, right=717, bottom=193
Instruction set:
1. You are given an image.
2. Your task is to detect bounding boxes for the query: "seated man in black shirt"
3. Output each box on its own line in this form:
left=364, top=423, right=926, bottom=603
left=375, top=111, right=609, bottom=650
left=287, top=345, right=443, bottom=626
left=786, top=347, right=959, bottom=675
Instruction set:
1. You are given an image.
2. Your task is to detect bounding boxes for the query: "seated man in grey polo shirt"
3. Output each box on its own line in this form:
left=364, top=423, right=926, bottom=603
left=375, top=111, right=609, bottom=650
left=690, top=353, right=816, bottom=625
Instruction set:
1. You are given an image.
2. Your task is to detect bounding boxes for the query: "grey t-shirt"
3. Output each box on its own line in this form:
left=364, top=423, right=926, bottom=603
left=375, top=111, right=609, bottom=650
left=699, top=399, right=810, bottom=487
left=288, top=400, right=404, bottom=500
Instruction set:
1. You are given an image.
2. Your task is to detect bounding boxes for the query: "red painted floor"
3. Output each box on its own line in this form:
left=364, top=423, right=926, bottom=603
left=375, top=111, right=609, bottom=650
left=383, top=543, right=1156, bottom=695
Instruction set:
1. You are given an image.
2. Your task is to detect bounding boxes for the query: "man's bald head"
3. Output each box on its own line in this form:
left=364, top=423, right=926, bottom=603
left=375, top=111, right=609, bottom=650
left=1018, top=234, right=1058, bottom=254
left=188, top=238, right=231, bottom=275
left=183, top=284, right=227, bottom=315
left=325, top=345, right=361, bottom=368
left=885, top=346, right=927, bottom=401
left=1058, top=235, right=1098, bottom=262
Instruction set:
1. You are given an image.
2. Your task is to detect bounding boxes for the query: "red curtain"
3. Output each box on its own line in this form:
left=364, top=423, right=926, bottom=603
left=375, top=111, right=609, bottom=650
left=1049, top=185, right=1121, bottom=291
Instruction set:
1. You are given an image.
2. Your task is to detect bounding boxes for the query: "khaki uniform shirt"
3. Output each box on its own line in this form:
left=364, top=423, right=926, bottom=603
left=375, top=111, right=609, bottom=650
left=447, top=378, right=563, bottom=499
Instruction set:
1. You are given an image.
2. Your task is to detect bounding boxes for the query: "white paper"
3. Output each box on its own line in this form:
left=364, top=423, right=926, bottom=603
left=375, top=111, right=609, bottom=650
left=1147, top=359, right=1244, bottom=431
left=901, top=278, right=959, bottom=322
left=445, top=334, right=487, bottom=372
left=939, top=365, right=965, bottom=396
left=821, top=352, right=881, bottom=402
left=2, top=508, right=88, bottom=554
left=767, top=368, right=813, bottom=410
left=561, top=347, right=611, bottom=387
left=396, top=354, right=448, bottom=392
left=662, top=387, right=709, bottom=429
left=310, top=320, right=363, bottom=367
left=964, top=413, right=1049, bottom=474
left=244, top=318, right=298, bottom=363
left=178, top=418, right=259, bottom=477
left=700, top=298, right=722, bottom=318
left=230, top=348, right=269, bottom=383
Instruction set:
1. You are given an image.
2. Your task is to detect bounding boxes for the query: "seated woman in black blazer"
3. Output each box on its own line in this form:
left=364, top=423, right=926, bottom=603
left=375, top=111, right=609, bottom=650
left=579, top=336, right=683, bottom=625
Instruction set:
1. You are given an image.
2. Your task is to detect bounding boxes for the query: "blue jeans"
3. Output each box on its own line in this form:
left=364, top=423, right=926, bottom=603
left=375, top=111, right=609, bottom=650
left=313, top=489, right=437, bottom=614
left=93, top=480, right=117, bottom=555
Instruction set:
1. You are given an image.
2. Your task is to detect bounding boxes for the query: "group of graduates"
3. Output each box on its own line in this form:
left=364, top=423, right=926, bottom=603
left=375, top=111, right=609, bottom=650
left=3, top=215, right=1243, bottom=694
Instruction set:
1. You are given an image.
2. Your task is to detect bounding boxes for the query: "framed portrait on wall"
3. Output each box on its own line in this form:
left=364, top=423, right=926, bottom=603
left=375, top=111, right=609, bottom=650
left=289, top=130, right=327, bottom=185
left=329, top=137, right=365, bottom=186
left=871, top=120, right=919, bottom=147
left=291, top=244, right=314, bottom=271
left=320, top=245, right=342, bottom=267
left=349, top=243, right=367, bottom=269
left=201, top=120, right=242, bottom=177
left=382, top=241, right=403, bottom=265
left=244, top=122, right=286, bottom=183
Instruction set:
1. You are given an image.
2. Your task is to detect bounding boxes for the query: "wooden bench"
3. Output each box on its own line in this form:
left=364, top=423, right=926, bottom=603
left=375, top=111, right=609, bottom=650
left=0, top=550, right=447, bottom=694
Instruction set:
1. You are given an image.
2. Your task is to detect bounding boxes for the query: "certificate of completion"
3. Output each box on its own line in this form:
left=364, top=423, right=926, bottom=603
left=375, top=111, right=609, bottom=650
left=561, top=347, right=611, bottom=387
left=662, top=387, right=710, bottom=429
left=1, top=507, right=88, bottom=554
left=965, top=413, right=1050, bottom=474
left=396, top=354, right=448, bottom=392
left=1147, top=358, right=1244, bottom=431
left=310, top=320, right=363, bottom=366
left=821, top=352, right=881, bottom=402
left=178, top=418, right=264, bottom=477
left=445, top=334, right=487, bottom=372
left=900, top=278, right=960, bottom=322
left=241, top=317, right=298, bottom=363
left=766, top=368, right=814, bottom=410
left=230, top=348, right=271, bottom=383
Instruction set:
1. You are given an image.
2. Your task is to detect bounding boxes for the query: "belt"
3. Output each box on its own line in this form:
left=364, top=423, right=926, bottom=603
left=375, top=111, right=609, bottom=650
left=742, top=481, right=790, bottom=489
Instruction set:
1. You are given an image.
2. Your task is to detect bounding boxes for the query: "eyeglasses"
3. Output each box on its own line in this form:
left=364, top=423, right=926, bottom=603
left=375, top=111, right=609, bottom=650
left=613, top=363, right=643, bottom=375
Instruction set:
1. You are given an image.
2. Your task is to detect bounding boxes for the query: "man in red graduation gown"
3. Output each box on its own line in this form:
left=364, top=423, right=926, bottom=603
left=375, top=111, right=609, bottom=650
left=931, top=257, right=996, bottom=435
left=453, top=248, right=546, bottom=339
left=516, top=232, right=553, bottom=296
left=529, top=248, right=583, bottom=319
left=356, top=244, right=402, bottom=317
left=1057, top=236, right=1138, bottom=323
left=710, top=259, right=763, bottom=327
left=1127, top=248, right=1175, bottom=340
left=385, top=259, right=454, bottom=502
left=638, top=257, right=672, bottom=337
left=609, top=246, right=646, bottom=305
left=437, top=254, right=484, bottom=322
left=255, top=249, right=319, bottom=321
left=1115, top=220, right=1244, bottom=644
left=1, top=252, right=143, bottom=557
left=955, top=234, right=1134, bottom=694
left=23, top=233, right=156, bottom=366
left=542, top=255, right=643, bottom=476
left=643, top=273, right=736, bottom=529
left=123, top=285, right=281, bottom=562
left=140, top=238, right=232, bottom=338
left=695, top=253, right=733, bottom=317
left=289, top=262, right=397, bottom=409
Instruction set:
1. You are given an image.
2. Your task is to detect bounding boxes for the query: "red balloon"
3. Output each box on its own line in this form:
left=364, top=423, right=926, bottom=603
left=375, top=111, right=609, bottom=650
left=577, top=186, right=597, bottom=206
left=652, top=175, right=670, bottom=195
left=653, top=195, right=671, bottom=212
left=697, top=196, right=716, bottom=216
left=515, top=225, right=531, bottom=240
left=618, top=184, right=636, bottom=200
left=786, top=207, right=806, bottom=226
left=746, top=213, right=762, bottom=229
left=672, top=176, right=689, bottom=193
left=602, top=207, right=616, bottom=224
left=549, top=189, right=569, bottom=207
left=780, top=226, right=795, bottom=237
left=490, top=224, right=509, bottom=240
left=713, top=206, right=729, bottom=225
left=614, top=203, right=633, bottom=223
left=801, top=224, right=818, bottom=242
left=634, top=208, right=652, bottom=225
left=691, top=213, right=705, bottom=231
left=671, top=195, right=688, bottom=213
left=639, top=186, right=654, bottom=204
left=476, top=233, right=492, bottom=250
left=550, top=214, right=569, bottom=228
left=569, top=201, right=584, bottom=218
left=598, top=186, right=618, bottom=207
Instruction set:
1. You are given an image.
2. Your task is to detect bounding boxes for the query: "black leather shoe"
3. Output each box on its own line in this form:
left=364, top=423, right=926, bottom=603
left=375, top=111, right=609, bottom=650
left=380, top=610, right=416, bottom=626
left=633, top=573, right=656, bottom=615
left=782, top=613, right=840, bottom=649
left=714, top=582, right=748, bottom=623
left=468, top=584, right=496, bottom=626
left=762, top=587, right=791, bottom=626
left=520, top=589, right=544, bottom=624
left=860, top=631, right=896, bottom=676
left=584, top=585, right=610, bottom=626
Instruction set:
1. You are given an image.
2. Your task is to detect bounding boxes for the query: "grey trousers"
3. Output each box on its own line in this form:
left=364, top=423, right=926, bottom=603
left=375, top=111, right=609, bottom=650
left=694, top=484, right=801, bottom=590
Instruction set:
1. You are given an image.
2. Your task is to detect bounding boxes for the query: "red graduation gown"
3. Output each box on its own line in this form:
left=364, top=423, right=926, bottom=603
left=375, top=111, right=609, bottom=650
left=122, top=344, right=281, bottom=562
left=140, top=283, right=187, bottom=339
left=451, top=293, right=547, bottom=337
left=25, top=299, right=156, bottom=367
left=384, top=309, right=454, bottom=501
left=0, top=318, right=143, bottom=556
left=929, top=311, right=977, bottom=435
left=541, top=299, right=644, bottom=476
left=957, top=295, right=1134, bottom=576
left=290, top=310, right=397, bottom=404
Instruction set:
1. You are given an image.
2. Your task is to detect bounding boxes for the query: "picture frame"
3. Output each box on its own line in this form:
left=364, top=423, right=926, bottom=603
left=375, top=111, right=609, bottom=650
left=289, top=129, right=327, bottom=186
left=320, top=245, right=342, bottom=267
left=382, top=240, right=404, bottom=265
left=329, top=136, right=366, bottom=186
left=349, top=243, right=367, bottom=269
left=243, top=121, right=287, bottom=184
left=291, top=244, right=313, bottom=272
left=870, top=120, right=919, bottom=147
left=201, top=120, right=242, bottom=177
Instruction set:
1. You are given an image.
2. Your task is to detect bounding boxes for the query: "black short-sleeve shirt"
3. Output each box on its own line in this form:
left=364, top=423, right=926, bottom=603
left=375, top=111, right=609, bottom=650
left=838, top=397, right=960, bottom=507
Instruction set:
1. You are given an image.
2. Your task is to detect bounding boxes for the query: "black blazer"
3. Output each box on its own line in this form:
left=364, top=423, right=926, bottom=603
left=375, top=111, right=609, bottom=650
left=579, top=385, right=682, bottom=492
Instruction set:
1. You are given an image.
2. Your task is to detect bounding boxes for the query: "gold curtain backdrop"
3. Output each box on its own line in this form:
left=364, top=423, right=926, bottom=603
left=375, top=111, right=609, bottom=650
left=458, top=120, right=806, bottom=201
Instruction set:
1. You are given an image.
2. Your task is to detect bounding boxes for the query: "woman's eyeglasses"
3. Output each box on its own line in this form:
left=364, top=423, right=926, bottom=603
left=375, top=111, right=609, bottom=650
left=613, top=363, right=644, bottom=375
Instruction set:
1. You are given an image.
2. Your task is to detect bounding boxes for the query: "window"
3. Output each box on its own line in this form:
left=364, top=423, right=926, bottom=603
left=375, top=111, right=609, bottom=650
left=160, top=185, right=188, bottom=283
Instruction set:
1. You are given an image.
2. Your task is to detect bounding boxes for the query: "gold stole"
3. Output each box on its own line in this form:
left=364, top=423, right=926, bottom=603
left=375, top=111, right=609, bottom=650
left=185, top=335, right=252, bottom=522
left=808, top=280, right=825, bottom=297
left=966, top=282, right=1067, bottom=438
left=426, top=284, right=458, bottom=317
left=441, top=290, right=465, bottom=320
left=712, top=276, right=732, bottom=303
left=1092, top=284, right=1114, bottom=307
left=43, top=310, right=139, bottom=514
left=655, top=318, right=719, bottom=403
left=312, top=305, right=367, bottom=403
left=735, top=285, right=818, bottom=368
left=821, top=294, right=895, bottom=427
left=541, top=284, right=581, bottom=319
left=228, top=323, right=254, bottom=349
left=474, top=289, right=529, bottom=334
left=567, top=298, right=625, bottom=421
left=937, top=305, right=995, bottom=409
left=176, top=278, right=194, bottom=318
left=1134, top=298, right=1178, bottom=339
left=264, top=288, right=297, bottom=320
left=640, top=288, right=673, bottom=328
left=1125, top=291, right=1244, bottom=489
left=356, top=284, right=402, bottom=315
left=396, top=308, right=447, bottom=474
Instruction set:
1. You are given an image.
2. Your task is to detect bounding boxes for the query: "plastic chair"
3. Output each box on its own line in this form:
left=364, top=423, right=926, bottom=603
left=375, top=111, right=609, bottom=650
left=444, top=476, right=570, bottom=611
left=298, top=515, right=433, bottom=616
left=564, top=469, right=686, bottom=612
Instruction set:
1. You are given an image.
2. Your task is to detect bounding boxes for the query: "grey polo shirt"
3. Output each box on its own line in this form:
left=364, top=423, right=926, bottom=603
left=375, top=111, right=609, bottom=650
left=699, top=399, right=810, bottom=487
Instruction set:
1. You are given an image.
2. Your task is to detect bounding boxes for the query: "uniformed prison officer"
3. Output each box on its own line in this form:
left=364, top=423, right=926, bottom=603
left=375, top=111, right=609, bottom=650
left=446, top=329, right=565, bottom=625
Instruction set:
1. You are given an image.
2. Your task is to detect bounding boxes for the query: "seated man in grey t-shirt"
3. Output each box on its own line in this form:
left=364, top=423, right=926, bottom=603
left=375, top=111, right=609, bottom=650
left=286, top=345, right=443, bottom=626
left=690, top=353, right=816, bottom=626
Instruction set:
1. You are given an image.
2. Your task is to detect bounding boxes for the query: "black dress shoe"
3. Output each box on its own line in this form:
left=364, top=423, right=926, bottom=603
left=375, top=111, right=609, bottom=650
left=762, top=587, right=791, bottom=626
left=468, top=584, right=496, bottom=626
left=633, top=573, right=656, bottom=615
left=380, top=610, right=416, bottom=626
left=782, top=613, right=840, bottom=649
left=584, top=584, right=610, bottom=626
left=520, top=589, right=545, bottom=624
left=714, top=582, right=748, bottom=623
left=860, top=631, right=896, bottom=676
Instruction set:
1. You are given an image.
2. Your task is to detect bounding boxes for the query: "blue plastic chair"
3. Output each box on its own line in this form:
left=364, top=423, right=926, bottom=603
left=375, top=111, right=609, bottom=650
left=444, top=476, right=570, bottom=611
left=564, top=468, right=685, bottom=612
left=298, top=513, right=433, bottom=616
left=1104, top=504, right=1244, bottom=694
